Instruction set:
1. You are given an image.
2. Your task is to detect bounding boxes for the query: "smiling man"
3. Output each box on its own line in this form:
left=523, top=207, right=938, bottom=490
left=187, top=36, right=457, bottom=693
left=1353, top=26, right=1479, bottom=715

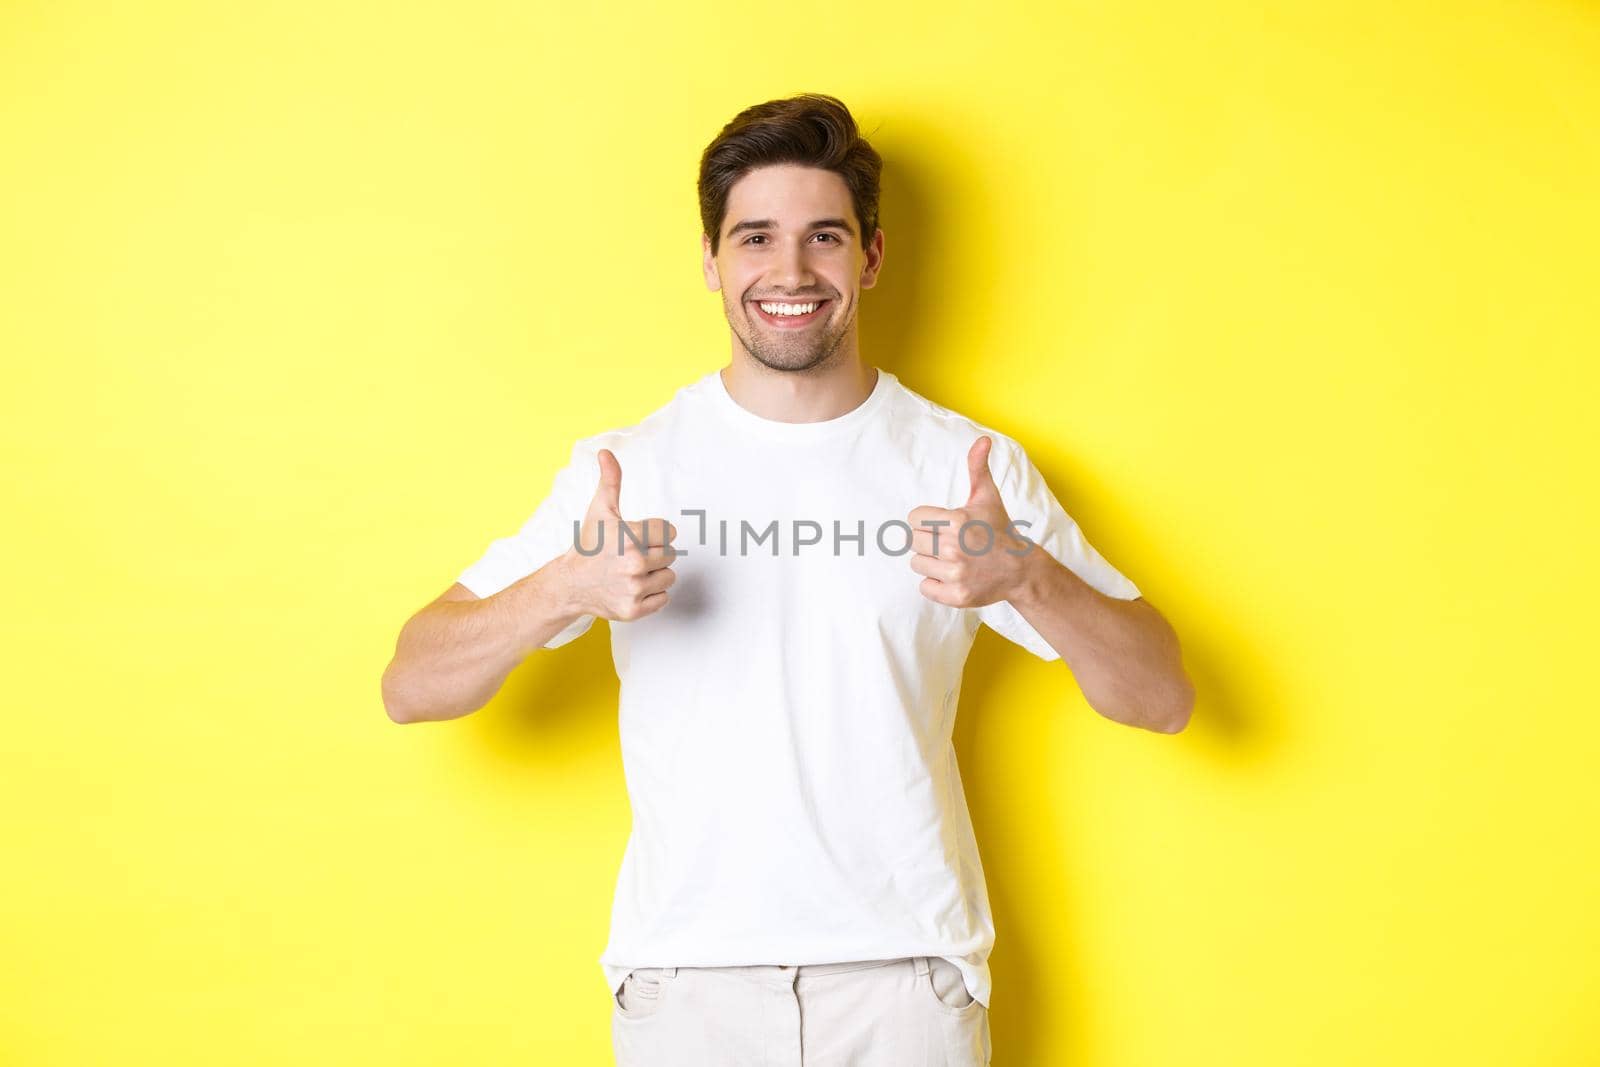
left=381, top=93, right=1195, bottom=1067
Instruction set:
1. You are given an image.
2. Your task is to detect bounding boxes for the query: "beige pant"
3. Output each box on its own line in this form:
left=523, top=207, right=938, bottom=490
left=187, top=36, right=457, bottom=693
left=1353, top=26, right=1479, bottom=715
left=611, top=955, right=991, bottom=1066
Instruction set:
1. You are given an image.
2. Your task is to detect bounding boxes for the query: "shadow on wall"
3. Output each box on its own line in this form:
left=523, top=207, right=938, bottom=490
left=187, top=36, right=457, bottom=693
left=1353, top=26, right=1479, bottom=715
left=464, top=620, right=622, bottom=773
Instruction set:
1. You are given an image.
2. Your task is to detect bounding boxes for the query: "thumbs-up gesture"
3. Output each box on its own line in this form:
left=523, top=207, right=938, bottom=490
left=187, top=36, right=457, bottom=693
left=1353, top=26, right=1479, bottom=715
left=906, top=436, right=1033, bottom=608
left=559, top=448, right=679, bottom=621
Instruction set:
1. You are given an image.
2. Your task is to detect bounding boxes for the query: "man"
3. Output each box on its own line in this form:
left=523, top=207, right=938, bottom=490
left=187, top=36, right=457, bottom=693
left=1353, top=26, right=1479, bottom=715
left=382, top=93, right=1194, bottom=1067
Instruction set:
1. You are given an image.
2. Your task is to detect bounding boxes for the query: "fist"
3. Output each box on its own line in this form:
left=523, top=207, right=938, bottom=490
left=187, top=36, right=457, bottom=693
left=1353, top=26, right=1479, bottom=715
left=560, top=448, right=679, bottom=622
left=906, top=435, right=1033, bottom=608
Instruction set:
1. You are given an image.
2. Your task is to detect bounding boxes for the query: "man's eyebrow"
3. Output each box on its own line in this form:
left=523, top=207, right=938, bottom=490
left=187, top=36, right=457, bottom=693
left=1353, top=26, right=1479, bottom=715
left=725, top=217, right=857, bottom=238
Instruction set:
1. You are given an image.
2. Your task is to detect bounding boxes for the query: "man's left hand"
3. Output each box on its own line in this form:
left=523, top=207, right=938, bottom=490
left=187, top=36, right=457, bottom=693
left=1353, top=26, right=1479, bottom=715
left=906, top=435, right=1035, bottom=609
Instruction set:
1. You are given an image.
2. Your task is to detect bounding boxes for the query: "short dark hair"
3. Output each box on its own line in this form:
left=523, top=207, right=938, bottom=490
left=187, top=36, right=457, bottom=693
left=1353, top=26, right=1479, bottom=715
left=698, top=93, right=882, bottom=256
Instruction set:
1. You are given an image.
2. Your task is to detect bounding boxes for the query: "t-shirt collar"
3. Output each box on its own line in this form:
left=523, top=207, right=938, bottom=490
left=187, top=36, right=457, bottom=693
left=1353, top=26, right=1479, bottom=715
left=707, top=365, right=894, bottom=441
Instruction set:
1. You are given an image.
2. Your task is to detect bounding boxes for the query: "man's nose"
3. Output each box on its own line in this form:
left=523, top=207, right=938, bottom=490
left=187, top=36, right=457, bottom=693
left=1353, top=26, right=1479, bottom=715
left=772, top=239, right=816, bottom=289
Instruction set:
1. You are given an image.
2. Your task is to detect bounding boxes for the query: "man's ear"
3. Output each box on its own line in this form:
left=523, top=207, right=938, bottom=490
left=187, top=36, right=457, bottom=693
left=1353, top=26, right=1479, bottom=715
left=702, top=233, right=722, bottom=291
left=859, top=228, right=885, bottom=290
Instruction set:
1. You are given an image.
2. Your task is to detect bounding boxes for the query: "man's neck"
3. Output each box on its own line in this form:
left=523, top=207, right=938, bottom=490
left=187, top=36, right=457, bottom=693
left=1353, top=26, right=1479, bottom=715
left=719, top=353, right=879, bottom=425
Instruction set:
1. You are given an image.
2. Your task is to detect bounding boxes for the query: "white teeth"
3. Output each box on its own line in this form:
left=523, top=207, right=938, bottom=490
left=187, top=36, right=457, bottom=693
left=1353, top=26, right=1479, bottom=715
left=758, top=301, right=819, bottom=316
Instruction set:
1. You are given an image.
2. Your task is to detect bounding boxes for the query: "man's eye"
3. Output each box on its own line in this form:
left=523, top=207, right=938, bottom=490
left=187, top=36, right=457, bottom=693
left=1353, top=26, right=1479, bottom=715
left=741, top=233, right=843, bottom=245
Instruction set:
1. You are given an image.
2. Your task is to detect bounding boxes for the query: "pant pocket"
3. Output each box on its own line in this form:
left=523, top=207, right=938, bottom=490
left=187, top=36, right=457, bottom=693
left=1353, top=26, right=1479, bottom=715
left=918, top=957, right=988, bottom=1065
left=614, top=966, right=672, bottom=1020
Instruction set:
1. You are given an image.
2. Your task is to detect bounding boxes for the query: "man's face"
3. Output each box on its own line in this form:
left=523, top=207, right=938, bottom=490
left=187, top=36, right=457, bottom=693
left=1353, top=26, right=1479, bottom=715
left=703, top=164, right=884, bottom=374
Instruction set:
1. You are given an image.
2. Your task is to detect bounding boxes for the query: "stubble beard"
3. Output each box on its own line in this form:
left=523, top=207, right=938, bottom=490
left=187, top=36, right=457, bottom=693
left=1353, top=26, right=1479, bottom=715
left=726, top=294, right=854, bottom=376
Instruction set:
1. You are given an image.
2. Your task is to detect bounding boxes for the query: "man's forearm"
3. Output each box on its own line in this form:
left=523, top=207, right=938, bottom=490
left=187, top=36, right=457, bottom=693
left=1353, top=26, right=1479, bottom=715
left=381, top=557, right=584, bottom=723
left=1007, top=550, right=1194, bottom=733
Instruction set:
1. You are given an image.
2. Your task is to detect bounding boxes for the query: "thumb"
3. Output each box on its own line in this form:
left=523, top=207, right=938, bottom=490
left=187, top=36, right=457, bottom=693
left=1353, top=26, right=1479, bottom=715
left=966, top=435, right=999, bottom=506
left=589, top=448, right=622, bottom=518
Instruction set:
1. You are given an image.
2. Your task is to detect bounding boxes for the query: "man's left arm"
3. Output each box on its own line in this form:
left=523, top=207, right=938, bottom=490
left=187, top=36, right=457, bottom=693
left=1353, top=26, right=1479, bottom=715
left=908, top=434, right=1195, bottom=734
left=1006, top=549, right=1194, bottom=733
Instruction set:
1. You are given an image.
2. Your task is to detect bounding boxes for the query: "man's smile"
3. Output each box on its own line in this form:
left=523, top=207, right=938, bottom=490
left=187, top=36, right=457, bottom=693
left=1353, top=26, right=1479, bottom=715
left=749, top=298, right=832, bottom=328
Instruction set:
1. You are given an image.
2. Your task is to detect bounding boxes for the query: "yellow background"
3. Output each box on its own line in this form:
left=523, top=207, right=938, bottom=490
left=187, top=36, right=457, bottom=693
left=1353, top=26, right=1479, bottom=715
left=3, top=2, right=1596, bottom=1064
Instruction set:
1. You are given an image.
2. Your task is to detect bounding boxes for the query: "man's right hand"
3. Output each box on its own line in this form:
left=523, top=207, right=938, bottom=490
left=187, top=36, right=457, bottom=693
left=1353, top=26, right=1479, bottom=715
left=557, top=448, right=678, bottom=622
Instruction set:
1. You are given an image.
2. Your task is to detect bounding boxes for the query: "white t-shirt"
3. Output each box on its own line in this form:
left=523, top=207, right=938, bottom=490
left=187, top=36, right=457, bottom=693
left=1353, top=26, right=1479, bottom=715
left=456, top=366, right=1141, bottom=1009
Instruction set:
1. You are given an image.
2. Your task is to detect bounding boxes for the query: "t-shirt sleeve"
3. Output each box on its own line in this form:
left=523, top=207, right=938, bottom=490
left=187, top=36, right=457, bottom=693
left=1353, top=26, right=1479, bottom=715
left=975, top=437, right=1142, bottom=661
left=454, top=438, right=598, bottom=649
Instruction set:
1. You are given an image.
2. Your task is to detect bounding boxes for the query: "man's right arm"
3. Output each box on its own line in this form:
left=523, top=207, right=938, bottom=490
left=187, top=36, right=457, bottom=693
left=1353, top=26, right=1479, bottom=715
left=382, top=445, right=677, bottom=724
left=380, top=555, right=584, bottom=724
